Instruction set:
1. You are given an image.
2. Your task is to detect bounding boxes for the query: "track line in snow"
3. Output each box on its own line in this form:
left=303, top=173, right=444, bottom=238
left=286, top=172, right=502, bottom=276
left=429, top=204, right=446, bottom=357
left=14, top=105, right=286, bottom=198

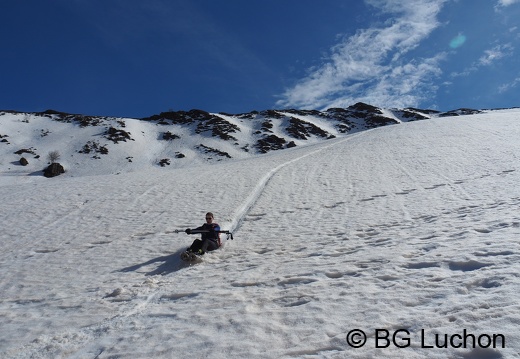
left=226, top=131, right=370, bottom=235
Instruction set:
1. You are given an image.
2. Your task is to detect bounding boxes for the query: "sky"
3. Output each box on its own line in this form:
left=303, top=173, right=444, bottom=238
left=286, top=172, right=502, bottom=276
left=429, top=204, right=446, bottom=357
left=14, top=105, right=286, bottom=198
left=1, top=0, right=520, bottom=118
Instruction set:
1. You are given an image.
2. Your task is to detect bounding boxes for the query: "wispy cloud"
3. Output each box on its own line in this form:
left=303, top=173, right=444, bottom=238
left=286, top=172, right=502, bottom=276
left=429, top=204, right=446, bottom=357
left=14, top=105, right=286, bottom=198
left=451, top=43, right=514, bottom=77
left=478, top=44, right=514, bottom=65
left=276, top=0, right=448, bottom=110
left=496, top=0, right=520, bottom=7
left=499, top=76, right=520, bottom=93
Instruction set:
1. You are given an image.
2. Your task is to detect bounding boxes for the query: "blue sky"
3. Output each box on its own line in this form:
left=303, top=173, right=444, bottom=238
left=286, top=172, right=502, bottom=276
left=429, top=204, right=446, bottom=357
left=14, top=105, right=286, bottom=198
left=1, top=0, right=520, bottom=118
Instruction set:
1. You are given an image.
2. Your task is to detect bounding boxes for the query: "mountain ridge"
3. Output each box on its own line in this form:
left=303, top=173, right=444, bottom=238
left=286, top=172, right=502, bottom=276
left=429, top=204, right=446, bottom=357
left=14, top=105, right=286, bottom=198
left=0, top=102, right=505, bottom=179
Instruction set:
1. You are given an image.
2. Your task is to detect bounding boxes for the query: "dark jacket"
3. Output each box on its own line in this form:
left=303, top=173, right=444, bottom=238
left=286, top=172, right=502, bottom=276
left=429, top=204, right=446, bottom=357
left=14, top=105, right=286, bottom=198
left=194, top=222, right=221, bottom=244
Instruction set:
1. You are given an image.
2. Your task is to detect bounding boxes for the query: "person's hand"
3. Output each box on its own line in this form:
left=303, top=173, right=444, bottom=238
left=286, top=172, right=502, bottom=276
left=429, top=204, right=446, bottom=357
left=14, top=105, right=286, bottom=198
left=185, top=228, right=191, bottom=234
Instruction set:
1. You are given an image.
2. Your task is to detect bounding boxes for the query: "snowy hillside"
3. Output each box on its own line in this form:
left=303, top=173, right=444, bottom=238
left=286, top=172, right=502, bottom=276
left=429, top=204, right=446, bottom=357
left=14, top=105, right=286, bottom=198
left=1, top=107, right=519, bottom=359
left=0, top=103, right=473, bottom=180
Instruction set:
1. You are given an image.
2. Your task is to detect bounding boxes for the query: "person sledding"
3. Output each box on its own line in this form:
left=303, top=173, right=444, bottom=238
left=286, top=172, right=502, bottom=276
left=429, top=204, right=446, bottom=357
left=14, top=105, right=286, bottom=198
left=185, top=212, right=221, bottom=255
left=180, top=213, right=233, bottom=262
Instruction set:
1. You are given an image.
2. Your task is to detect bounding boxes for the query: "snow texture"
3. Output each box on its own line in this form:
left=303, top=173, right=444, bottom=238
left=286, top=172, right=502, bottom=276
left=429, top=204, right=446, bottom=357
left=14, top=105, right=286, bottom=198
left=1, top=109, right=519, bottom=358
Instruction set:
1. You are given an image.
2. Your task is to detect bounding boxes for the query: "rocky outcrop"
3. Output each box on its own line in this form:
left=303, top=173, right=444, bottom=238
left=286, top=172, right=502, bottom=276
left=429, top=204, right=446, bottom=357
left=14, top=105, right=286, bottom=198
left=256, top=135, right=287, bottom=153
left=0, top=103, right=488, bottom=176
left=43, top=163, right=65, bottom=178
left=439, top=108, right=482, bottom=117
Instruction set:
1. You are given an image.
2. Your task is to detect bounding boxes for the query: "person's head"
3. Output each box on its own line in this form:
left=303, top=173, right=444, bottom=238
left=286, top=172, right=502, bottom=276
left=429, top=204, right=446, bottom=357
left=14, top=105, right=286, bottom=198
left=205, top=212, right=214, bottom=223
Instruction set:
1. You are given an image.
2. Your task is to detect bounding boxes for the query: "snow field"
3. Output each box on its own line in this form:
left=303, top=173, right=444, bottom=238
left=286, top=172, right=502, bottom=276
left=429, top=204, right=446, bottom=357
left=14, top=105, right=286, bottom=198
left=232, top=114, right=520, bottom=358
left=0, top=111, right=519, bottom=358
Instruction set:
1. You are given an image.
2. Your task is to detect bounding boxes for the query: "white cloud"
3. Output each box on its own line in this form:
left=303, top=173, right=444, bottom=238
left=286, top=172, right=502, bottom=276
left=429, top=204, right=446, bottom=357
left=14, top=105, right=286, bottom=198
left=494, top=0, right=520, bottom=12
left=496, top=0, right=520, bottom=7
left=276, top=0, right=448, bottom=110
left=451, top=43, right=514, bottom=77
left=499, top=76, right=520, bottom=93
left=478, top=44, right=514, bottom=66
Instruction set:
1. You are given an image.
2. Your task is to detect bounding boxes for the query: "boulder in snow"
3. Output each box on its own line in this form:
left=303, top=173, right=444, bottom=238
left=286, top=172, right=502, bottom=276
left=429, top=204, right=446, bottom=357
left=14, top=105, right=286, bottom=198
left=43, top=163, right=65, bottom=178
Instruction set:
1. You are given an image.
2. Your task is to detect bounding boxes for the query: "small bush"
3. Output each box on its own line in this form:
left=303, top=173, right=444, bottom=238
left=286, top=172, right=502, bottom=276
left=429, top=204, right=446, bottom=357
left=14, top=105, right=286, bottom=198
left=47, top=150, right=61, bottom=163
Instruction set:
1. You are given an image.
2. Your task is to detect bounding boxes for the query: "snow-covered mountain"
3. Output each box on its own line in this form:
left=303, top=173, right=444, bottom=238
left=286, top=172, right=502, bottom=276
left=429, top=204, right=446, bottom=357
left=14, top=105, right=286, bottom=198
left=0, top=103, right=483, bottom=179
left=1, top=105, right=519, bottom=359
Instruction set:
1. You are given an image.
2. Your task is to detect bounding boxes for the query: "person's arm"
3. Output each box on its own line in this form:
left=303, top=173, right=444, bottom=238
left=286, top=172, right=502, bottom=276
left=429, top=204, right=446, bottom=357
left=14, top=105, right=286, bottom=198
left=185, top=224, right=204, bottom=234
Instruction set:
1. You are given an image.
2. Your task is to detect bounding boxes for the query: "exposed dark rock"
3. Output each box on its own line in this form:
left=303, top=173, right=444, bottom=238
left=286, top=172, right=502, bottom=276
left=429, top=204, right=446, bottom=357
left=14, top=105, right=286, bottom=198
left=25, top=110, right=122, bottom=128
left=195, top=116, right=239, bottom=141
left=348, top=102, right=383, bottom=114
left=394, top=109, right=430, bottom=121
left=105, top=127, right=133, bottom=143
left=439, top=108, right=482, bottom=117
left=162, top=131, right=180, bottom=140
left=287, top=141, right=297, bottom=148
left=364, top=115, right=399, bottom=128
left=143, top=109, right=240, bottom=141
left=405, top=107, right=440, bottom=115
left=335, top=123, right=351, bottom=133
left=141, top=109, right=211, bottom=125
left=196, top=144, right=232, bottom=159
left=40, top=129, right=50, bottom=137
left=283, top=109, right=323, bottom=117
left=259, top=110, right=284, bottom=119
left=2, top=102, right=492, bottom=169
left=20, top=157, right=28, bottom=166
left=261, top=120, right=273, bottom=133
left=55, top=113, right=104, bottom=127
left=79, top=141, right=109, bottom=157
left=15, top=148, right=37, bottom=156
left=286, top=117, right=333, bottom=140
left=324, top=108, right=355, bottom=133
left=159, top=158, right=171, bottom=167
left=256, top=135, right=286, bottom=153
left=43, top=162, right=65, bottom=178
left=347, top=102, right=399, bottom=128
left=234, top=111, right=258, bottom=119
left=138, top=103, right=430, bottom=155
left=41, top=109, right=66, bottom=116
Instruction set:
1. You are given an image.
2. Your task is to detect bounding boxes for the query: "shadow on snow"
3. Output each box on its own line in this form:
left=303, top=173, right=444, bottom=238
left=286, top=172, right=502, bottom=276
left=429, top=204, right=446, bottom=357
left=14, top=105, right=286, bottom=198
left=118, top=248, right=191, bottom=276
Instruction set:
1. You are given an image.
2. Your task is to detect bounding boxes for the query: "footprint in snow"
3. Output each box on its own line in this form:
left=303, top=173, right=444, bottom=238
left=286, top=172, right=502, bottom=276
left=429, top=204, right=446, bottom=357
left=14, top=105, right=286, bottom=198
left=273, top=296, right=313, bottom=307
left=498, top=169, right=515, bottom=175
left=405, top=262, right=440, bottom=270
left=396, top=189, right=416, bottom=195
left=468, top=277, right=503, bottom=289
left=324, top=271, right=344, bottom=279
left=474, top=250, right=514, bottom=257
left=448, top=260, right=491, bottom=272
left=278, top=277, right=318, bottom=287
left=90, top=240, right=112, bottom=245
left=35, top=249, right=59, bottom=253
left=425, top=183, right=447, bottom=190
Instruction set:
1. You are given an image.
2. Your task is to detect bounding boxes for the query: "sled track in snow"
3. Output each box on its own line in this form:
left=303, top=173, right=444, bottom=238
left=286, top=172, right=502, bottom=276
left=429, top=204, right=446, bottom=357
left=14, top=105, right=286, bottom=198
left=227, top=131, right=370, bottom=234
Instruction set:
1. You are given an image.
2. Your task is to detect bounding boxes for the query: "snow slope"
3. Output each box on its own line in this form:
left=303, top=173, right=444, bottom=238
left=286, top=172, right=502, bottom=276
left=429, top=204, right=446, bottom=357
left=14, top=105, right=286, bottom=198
left=0, top=104, right=432, bottom=181
left=1, top=110, right=519, bottom=358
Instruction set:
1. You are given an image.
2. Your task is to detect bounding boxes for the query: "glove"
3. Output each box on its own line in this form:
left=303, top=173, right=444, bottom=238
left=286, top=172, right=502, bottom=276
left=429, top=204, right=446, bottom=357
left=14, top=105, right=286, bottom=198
left=185, top=228, right=191, bottom=234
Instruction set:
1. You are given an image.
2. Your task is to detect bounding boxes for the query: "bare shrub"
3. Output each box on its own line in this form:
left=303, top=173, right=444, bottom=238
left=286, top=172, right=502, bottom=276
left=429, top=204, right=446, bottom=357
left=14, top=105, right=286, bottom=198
left=47, top=150, right=61, bottom=163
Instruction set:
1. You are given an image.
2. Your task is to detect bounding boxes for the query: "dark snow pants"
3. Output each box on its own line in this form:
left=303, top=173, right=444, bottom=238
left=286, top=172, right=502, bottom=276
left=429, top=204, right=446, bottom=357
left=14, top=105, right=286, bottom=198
left=189, top=239, right=219, bottom=253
